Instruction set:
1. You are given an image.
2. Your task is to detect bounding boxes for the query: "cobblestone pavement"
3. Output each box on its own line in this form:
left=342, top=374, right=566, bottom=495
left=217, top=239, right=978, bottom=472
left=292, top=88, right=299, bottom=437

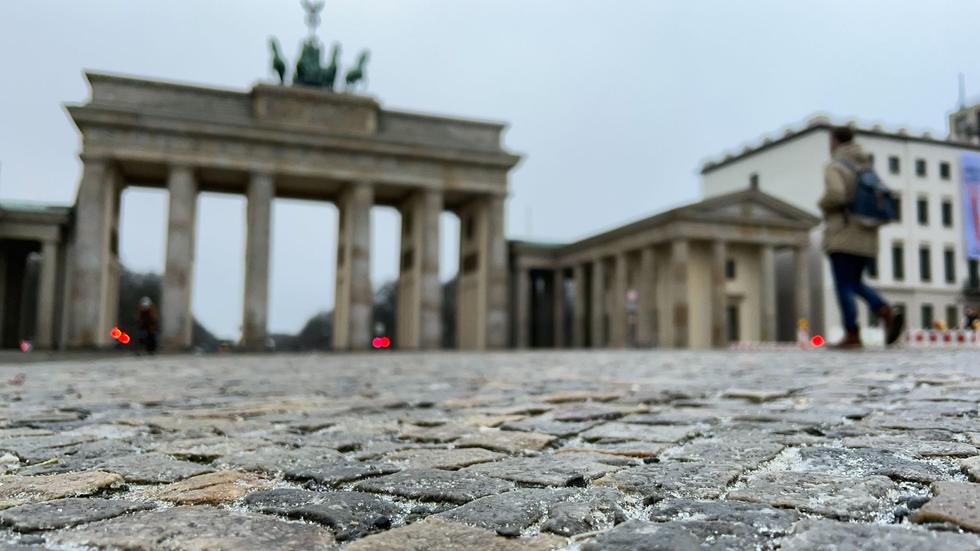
left=0, top=350, right=979, bottom=550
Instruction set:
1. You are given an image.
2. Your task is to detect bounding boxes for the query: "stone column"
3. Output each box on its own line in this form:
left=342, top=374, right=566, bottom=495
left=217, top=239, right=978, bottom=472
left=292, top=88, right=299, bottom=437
left=572, top=264, right=587, bottom=347
left=68, top=157, right=117, bottom=348
left=590, top=258, right=606, bottom=348
left=455, top=195, right=507, bottom=350
left=759, top=244, right=777, bottom=342
left=793, top=246, right=811, bottom=328
left=553, top=269, right=565, bottom=348
left=35, top=240, right=59, bottom=350
left=668, top=239, right=690, bottom=348
left=710, top=240, right=728, bottom=348
left=161, top=165, right=198, bottom=351
left=636, top=247, right=655, bottom=347
left=397, top=189, right=442, bottom=350
left=333, top=183, right=373, bottom=351
left=515, top=268, right=531, bottom=348
left=242, top=171, right=274, bottom=351
left=485, top=196, right=508, bottom=349
left=610, top=252, right=628, bottom=347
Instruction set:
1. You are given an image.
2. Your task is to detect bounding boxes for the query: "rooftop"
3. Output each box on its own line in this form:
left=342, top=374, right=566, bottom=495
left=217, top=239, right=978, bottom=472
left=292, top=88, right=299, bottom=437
left=699, top=113, right=980, bottom=174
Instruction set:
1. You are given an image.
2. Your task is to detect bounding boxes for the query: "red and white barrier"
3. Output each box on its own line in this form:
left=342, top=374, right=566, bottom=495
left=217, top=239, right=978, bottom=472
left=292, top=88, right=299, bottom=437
left=904, top=330, right=980, bottom=348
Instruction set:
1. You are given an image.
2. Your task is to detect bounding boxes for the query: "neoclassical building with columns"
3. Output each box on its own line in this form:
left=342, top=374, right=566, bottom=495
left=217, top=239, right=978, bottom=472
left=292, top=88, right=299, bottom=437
left=1, top=72, right=820, bottom=352
left=508, top=188, right=819, bottom=349
left=61, top=71, right=518, bottom=351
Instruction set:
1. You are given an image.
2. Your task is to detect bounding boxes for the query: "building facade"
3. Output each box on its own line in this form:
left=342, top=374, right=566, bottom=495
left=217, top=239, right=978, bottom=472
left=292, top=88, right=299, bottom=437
left=701, top=114, right=980, bottom=340
left=57, top=71, right=519, bottom=351
left=0, top=204, right=71, bottom=350
left=508, top=188, right=819, bottom=349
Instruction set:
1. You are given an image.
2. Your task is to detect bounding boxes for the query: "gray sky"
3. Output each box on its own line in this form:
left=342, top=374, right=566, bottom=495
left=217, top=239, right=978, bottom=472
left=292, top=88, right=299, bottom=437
left=2, top=1, right=979, bottom=338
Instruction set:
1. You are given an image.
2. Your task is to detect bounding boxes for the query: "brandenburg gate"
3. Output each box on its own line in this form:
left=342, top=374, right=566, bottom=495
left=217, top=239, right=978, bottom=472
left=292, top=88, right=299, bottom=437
left=66, top=72, right=520, bottom=351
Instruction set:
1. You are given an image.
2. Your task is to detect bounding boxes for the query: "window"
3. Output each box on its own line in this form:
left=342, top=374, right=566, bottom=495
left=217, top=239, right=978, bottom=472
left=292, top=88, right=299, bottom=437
left=917, top=198, right=929, bottom=226
left=941, top=200, right=953, bottom=227
left=944, top=248, right=956, bottom=283
left=725, top=259, right=736, bottom=280
left=892, top=243, right=905, bottom=281
left=921, top=304, right=934, bottom=329
left=915, top=159, right=926, bottom=177
left=940, top=161, right=951, bottom=180
left=947, top=305, right=960, bottom=329
left=749, top=173, right=759, bottom=189
left=888, top=156, right=900, bottom=174
left=970, top=259, right=980, bottom=288
left=919, top=246, right=931, bottom=282
left=867, top=257, right=878, bottom=279
left=893, top=195, right=902, bottom=222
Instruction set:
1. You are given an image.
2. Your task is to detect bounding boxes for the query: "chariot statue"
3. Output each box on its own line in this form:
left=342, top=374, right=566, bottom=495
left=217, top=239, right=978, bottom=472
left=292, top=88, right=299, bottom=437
left=268, top=1, right=370, bottom=94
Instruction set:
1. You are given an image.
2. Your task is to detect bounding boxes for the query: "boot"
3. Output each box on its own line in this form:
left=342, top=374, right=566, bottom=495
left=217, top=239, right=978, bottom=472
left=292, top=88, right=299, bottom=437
left=877, top=305, right=905, bottom=346
left=832, top=328, right=862, bottom=349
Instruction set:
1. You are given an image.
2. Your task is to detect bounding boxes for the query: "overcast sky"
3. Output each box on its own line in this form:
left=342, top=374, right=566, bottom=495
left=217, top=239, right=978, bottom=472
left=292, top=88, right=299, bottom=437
left=2, top=1, right=979, bottom=338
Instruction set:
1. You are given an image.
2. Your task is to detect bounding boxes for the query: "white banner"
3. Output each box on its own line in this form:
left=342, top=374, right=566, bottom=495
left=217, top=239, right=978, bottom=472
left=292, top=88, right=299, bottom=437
left=961, top=153, right=980, bottom=259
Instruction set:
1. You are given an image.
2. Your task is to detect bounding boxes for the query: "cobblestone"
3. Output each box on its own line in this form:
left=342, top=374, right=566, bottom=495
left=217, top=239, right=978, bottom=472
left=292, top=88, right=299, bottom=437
left=0, top=349, right=977, bottom=549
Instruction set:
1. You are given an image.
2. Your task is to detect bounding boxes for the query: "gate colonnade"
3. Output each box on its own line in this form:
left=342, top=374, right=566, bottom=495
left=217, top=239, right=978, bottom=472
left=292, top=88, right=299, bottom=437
left=65, top=72, right=520, bottom=351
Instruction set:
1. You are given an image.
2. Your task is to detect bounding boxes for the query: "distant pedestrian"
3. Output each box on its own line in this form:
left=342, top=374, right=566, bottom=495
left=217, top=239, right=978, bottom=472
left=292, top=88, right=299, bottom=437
left=137, top=296, right=159, bottom=355
left=966, top=307, right=980, bottom=330
left=818, top=127, right=904, bottom=348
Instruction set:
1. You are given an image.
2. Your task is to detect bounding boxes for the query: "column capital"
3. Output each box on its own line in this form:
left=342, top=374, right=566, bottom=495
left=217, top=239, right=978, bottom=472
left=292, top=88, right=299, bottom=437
left=78, top=152, right=110, bottom=165
left=250, top=167, right=276, bottom=179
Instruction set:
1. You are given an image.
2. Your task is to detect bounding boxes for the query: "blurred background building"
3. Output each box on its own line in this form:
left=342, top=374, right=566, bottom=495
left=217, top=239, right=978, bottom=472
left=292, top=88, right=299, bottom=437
left=701, top=107, right=980, bottom=342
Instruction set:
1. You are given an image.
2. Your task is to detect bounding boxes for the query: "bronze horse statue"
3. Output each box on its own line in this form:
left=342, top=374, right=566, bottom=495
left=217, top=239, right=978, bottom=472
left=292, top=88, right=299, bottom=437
left=345, top=50, right=370, bottom=92
left=269, top=37, right=287, bottom=84
left=320, top=43, right=341, bottom=90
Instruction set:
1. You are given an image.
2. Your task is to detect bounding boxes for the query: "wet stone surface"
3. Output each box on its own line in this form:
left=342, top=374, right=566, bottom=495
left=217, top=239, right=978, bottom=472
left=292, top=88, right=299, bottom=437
left=782, top=518, right=980, bottom=550
left=0, top=350, right=977, bottom=549
left=51, top=505, right=336, bottom=550
left=727, top=471, right=898, bottom=521
left=797, top=446, right=952, bottom=483
left=353, top=468, right=514, bottom=504
left=913, top=481, right=980, bottom=532
left=0, top=498, right=151, bottom=532
left=245, top=488, right=400, bottom=541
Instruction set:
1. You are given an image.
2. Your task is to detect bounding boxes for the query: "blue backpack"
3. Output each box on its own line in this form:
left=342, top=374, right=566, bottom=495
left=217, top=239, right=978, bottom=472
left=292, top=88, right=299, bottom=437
left=836, top=159, right=898, bottom=228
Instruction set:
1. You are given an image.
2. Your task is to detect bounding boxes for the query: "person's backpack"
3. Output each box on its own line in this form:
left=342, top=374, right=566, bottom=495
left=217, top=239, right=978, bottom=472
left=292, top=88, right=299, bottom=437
left=836, top=159, right=898, bottom=228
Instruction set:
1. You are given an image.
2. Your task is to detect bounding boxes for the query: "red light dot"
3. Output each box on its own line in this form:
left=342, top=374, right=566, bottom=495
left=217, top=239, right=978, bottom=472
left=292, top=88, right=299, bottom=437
left=119, top=333, right=131, bottom=345
left=110, top=327, right=122, bottom=339
left=810, top=335, right=825, bottom=347
left=372, top=337, right=382, bottom=349
left=380, top=337, right=391, bottom=349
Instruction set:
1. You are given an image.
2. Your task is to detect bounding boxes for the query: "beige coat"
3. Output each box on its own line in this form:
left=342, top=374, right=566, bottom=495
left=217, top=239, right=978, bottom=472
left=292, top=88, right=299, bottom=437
left=818, top=142, right=880, bottom=257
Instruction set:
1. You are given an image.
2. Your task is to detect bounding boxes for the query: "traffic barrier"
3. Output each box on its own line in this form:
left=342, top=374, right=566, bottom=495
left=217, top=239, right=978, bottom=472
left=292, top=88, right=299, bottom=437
left=904, top=330, right=980, bottom=348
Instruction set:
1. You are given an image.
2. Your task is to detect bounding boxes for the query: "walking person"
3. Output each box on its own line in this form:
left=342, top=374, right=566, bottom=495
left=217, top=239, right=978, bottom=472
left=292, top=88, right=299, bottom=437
left=136, top=296, right=159, bottom=355
left=818, top=127, right=904, bottom=348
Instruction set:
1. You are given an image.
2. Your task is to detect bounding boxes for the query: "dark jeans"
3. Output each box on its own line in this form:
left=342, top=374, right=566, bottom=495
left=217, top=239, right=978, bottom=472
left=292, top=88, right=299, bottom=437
left=829, top=252, right=886, bottom=332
